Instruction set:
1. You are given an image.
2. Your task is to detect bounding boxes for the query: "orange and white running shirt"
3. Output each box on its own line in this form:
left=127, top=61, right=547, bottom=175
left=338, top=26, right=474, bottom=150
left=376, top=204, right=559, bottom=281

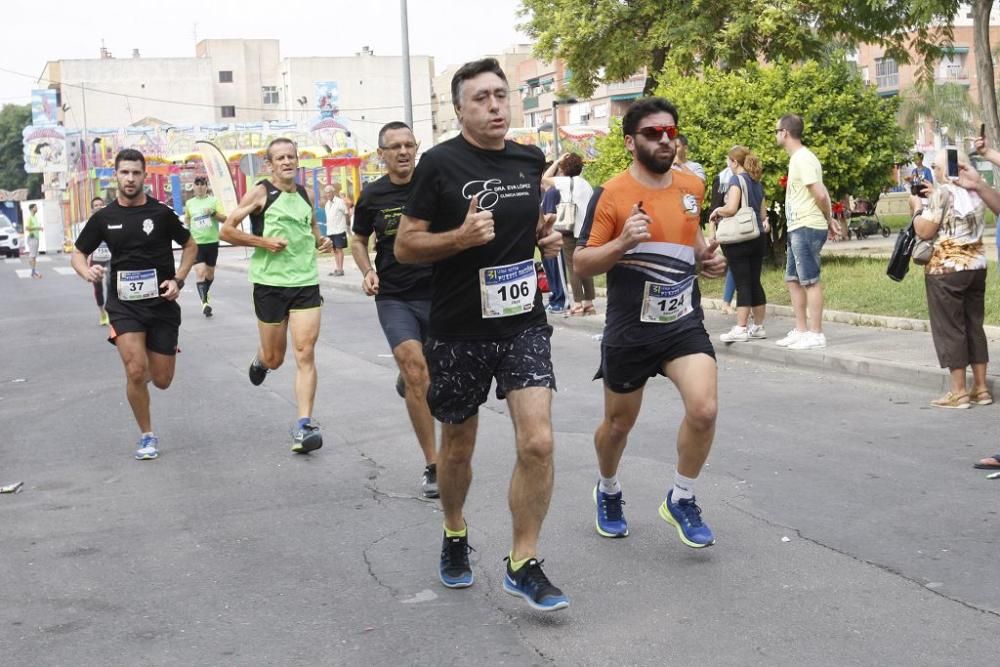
left=577, top=169, right=706, bottom=347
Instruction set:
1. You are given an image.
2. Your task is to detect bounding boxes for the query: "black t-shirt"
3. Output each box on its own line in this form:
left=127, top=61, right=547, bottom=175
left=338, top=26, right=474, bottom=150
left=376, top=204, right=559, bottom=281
left=352, top=175, right=432, bottom=300
left=75, top=197, right=190, bottom=307
left=403, top=134, right=547, bottom=340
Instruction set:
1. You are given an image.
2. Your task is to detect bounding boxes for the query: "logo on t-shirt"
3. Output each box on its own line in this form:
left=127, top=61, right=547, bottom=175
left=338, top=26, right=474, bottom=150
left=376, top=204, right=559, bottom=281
left=462, top=177, right=535, bottom=212
left=682, top=194, right=699, bottom=215
left=142, top=219, right=154, bottom=235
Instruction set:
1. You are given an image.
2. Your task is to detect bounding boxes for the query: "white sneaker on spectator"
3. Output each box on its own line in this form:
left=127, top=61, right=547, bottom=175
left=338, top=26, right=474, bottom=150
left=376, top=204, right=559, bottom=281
left=720, top=326, right=749, bottom=343
left=788, top=331, right=826, bottom=350
left=748, top=324, right=767, bottom=339
left=776, top=329, right=806, bottom=347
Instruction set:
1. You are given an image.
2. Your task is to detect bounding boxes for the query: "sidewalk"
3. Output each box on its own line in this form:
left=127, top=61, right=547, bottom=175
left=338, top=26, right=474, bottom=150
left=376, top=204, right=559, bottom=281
left=215, top=247, right=1000, bottom=395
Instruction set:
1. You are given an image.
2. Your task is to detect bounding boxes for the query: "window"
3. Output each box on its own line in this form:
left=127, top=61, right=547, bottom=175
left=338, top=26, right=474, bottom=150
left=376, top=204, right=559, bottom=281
left=221, top=106, right=236, bottom=118
left=218, top=70, right=233, bottom=83
left=875, top=57, right=898, bottom=89
left=262, top=86, right=279, bottom=105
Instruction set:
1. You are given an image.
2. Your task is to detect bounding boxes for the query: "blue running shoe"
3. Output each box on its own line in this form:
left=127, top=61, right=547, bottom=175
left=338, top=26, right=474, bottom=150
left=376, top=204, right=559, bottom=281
left=291, top=421, right=323, bottom=454
left=503, top=558, right=569, bottom=612
left=594, top=485, right=628, bottom=538
left=659, top=489, right=715, bottom=548
left=439, top=533, right=474, bottom=588
left=135, top=434, right=159, bottom=461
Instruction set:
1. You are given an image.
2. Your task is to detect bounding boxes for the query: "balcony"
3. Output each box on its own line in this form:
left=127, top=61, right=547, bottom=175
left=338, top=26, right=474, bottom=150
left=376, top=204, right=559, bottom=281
left=875, top=73, right=899, bottom=95
left=936, top=65, right=970, bottom=85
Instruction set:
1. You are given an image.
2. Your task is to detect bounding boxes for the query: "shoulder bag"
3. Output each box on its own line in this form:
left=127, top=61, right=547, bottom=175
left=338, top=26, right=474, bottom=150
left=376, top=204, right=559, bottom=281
left=554, top=177, right=577, bottom=234
left=715, top=175, right=760, bottom=245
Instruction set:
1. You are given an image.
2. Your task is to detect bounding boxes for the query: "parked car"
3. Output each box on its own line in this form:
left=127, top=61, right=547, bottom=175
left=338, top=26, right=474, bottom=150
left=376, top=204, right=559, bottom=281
left=0, top=214, right=20, bottom=257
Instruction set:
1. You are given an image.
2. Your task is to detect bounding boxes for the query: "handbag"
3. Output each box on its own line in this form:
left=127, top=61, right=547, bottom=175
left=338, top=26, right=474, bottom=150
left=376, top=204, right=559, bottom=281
left=886, top=222, right=915, bottom=281
left=715, top=175, right=760, bottom=245
left=911, top=189, right=949, bottom=266
left=553, top=177, right=577, bottom=234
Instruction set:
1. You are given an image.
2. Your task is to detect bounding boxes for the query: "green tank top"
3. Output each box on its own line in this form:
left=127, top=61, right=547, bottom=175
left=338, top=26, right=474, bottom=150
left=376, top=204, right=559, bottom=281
left=248, top=181, right=319, bottom=287
left=184, top=195, right=222, bottom=244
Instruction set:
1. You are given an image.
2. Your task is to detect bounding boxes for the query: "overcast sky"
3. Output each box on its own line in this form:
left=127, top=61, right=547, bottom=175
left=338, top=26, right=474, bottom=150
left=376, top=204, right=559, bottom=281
left=0, top=0, right=532, bottom=107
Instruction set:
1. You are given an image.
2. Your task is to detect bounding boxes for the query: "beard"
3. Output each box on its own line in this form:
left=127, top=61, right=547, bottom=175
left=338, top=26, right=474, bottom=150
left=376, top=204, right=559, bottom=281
left=118, top=183, right=143, bottom=200
left=635, top=141, right=675, bottom=174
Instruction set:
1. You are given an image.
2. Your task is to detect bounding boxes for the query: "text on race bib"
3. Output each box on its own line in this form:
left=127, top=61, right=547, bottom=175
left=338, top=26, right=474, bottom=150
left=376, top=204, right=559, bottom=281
left=117, top=269, right=159, bottom=301
left=479, top=259, right=537, bottom=319
left=640, top=278, right=694, bottom=324
left=92, top=245, right=111, bottom=262
left=193, top=213, right=213, bottom=229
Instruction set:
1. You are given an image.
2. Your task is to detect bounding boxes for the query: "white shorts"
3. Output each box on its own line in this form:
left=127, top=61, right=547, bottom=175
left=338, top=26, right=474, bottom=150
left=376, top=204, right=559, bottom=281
left=27, top=237, right=39, bottom=258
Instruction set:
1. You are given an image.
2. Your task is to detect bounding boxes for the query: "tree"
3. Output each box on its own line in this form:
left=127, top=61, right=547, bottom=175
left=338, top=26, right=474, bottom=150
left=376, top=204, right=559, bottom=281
left=897, top=82, right=978, bottom=146
left=520, top=0, right=961, bottom=97
left=0, top=104, right=43, bottom=198
left=972, top=0, right=999, bottom=147
left=584, top=60, right=909, bottom=239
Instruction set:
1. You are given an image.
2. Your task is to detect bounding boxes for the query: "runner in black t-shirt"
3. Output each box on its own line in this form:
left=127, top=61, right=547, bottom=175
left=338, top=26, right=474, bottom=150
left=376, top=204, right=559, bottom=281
left=71, top=149, right=197, bottom=461
left=351, top=121, right=439, bottom=498
left=396, top=59, right=568, bottom=612
left=86, top=196, right=111, bottom=326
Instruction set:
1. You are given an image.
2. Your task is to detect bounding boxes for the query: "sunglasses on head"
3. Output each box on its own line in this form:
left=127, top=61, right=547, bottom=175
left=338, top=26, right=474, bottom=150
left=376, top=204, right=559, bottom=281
left=635, top=125, right=678, bottom=141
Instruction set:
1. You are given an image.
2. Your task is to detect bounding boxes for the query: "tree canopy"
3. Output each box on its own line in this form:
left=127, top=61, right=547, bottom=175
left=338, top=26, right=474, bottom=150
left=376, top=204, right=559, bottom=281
left=520, top=0, right=961, bottom=96
left=0, top=104, right=42, bottom=198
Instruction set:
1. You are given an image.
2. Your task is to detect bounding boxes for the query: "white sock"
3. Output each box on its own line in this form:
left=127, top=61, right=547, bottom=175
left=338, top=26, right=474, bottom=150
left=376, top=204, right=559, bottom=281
left=672, top=471, right=697, bottom=502
left=599, top=476, right=621, bottom=495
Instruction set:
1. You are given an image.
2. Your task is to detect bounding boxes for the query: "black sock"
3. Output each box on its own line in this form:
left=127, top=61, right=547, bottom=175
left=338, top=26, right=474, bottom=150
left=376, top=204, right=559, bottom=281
left=196, top=281, right=207, bottom=303
left=205, top=278, right=213, bottom=296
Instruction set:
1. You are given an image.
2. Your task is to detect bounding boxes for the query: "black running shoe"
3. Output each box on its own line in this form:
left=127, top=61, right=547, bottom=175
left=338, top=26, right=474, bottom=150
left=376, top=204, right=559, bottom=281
left=291, top=420, right=323, bottom=454
left=202, top=302, right=213, bottom=317
left=439, top=532, right=474, bottom=588
left=502, top=558, right=569, bottom=612
left=421, top=464, right=439, bottom=498
left=249, top=355, right=269, bottom=386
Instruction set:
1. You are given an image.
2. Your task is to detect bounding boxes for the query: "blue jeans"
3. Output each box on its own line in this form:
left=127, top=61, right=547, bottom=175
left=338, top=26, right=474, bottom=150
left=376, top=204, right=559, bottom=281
left=722, top=269, right=735, bottom=303
left=542, top=255, right=565, bottom=309
left=785, top=227, right=827, bottom=286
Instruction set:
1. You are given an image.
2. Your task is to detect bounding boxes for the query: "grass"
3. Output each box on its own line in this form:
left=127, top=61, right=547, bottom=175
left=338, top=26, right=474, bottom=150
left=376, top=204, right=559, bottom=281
left=879, top=210, right=996, bottom=231
left=697, top=255, right=1000, bottom=325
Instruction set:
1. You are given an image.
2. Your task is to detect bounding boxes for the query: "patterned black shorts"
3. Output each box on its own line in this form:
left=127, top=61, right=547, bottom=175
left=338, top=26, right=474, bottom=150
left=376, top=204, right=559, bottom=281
left=424, top=324, right=556, bottom=424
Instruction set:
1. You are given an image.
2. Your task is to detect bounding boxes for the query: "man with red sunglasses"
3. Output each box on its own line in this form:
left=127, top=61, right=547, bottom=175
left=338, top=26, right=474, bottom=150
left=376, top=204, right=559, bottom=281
left=574, top=97, right=726, bottom=549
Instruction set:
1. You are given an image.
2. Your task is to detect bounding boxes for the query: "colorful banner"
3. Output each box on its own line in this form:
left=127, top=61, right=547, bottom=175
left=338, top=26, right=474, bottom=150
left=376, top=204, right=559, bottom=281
left=31, top=89, right=58, bottom=126
left=194, top=140, right=240, bottom=214
left=315, top=81, right=339, bottom=119
left=22, top=125, right=67, bottom=173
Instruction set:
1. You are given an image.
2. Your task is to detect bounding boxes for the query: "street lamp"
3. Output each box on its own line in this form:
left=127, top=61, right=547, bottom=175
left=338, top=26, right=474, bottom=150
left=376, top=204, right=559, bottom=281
left=552, top=97, right=578, bottom=160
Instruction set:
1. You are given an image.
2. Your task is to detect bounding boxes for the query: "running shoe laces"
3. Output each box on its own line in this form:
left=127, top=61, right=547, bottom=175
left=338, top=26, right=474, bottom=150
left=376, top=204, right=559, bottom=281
left=441, top=536, right=474, bottom=574
left=508, top=558, right=560, bottom=600
left=599, top=493, right=626, bottom=523
left=675, top=497, right=705, bottom=528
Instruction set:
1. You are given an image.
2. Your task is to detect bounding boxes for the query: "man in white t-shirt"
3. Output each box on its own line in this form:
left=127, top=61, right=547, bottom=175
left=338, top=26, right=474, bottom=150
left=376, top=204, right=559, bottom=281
left=775, top=113, right=840, bottom=351
left=673, top=134, right=706, bottom=182
left=324, top=183, right=351, bottom=276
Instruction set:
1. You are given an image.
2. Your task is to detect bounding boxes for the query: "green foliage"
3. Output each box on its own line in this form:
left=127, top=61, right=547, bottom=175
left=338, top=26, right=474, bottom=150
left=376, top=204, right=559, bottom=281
left=897, top=82, right=978, bottom=142
left=520, top=0, right=961, bottom=97
left=0, top=104, right=42, bottom=197
left=584, top=60, right=909, bottom=210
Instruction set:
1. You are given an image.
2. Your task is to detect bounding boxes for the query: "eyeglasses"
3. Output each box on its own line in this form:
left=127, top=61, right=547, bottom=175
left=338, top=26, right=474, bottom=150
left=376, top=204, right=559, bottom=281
left=774, top=128, right=786, bottom=134
left=380, top=142, right=418, bottom=152
left=635, top=125, right=678, bottom=142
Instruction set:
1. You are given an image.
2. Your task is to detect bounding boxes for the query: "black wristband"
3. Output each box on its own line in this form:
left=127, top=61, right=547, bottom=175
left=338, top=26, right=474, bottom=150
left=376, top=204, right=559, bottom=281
left=173, top=277, right=185, bottom=290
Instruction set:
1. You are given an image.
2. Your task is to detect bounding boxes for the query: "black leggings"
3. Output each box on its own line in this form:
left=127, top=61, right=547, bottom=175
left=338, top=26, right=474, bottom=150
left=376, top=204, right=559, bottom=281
left=721, top=236, right=766, bottom=308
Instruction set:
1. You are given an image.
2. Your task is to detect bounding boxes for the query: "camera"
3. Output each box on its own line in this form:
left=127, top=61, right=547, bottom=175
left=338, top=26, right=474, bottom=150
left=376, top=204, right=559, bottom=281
left=910, top=181, right=925, bottom=196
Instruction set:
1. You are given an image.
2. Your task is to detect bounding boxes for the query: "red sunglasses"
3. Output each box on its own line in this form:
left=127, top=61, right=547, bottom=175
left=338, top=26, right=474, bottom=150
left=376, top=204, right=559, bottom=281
left=635, top=125, right=678, bottom=141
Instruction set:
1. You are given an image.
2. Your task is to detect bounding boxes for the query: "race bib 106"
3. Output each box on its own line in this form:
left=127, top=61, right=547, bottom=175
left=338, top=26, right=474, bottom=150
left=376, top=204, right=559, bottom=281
left=640, top=278, right=694, bottom=324
left=479, top=259, right=537, bottom=319
left=117, top=269, right=159, bottom=301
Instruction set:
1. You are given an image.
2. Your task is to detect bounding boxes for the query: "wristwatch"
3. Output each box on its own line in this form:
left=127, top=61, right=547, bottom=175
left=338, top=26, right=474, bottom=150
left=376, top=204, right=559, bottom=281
left=173, top=277, right=186, bottom=290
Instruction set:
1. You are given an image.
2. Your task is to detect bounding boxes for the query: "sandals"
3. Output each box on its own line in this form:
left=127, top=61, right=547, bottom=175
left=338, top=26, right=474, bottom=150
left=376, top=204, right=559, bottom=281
left=969, top=390, right=993, bottom=406
left=566, top=304, right=585, bottom=316
left=582, top=304, right=597, bottom=316
left=973, top=456, right=1000, bottom=470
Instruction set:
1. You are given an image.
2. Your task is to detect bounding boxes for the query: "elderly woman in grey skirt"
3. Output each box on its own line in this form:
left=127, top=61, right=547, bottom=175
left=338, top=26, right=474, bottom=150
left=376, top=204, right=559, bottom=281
left=913, top=149, right=995, bottom=409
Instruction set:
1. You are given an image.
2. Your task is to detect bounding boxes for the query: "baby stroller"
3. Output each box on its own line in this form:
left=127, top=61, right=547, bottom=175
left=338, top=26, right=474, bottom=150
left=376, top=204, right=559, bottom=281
left=846, top=196, right=891, bottom=239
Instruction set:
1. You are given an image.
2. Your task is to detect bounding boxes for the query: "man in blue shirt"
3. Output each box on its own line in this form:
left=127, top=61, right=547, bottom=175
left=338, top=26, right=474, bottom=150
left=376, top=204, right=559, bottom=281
left=911, top=152, right=933, bottom=186
left=540, top=184, right=567, bottom=313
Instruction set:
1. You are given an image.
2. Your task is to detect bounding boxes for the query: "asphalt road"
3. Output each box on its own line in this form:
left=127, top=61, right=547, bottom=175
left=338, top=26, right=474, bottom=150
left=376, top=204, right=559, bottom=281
left=1, top=254, right=997, bottom=666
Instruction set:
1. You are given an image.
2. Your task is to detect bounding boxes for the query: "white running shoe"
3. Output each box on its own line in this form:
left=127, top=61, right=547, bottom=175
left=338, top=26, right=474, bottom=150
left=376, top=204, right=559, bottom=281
left=787, top=331, right=827, bottom=350
left=748, top=325, right=767, bottom=339
left=720, top=326, right=749, bottom=343
left=776, top=329, right=806, bottom=347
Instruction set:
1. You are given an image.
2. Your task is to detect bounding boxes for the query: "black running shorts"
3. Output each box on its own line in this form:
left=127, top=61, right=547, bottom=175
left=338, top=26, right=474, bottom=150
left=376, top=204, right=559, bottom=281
left=106, top=298, right=182, bottom=356
left=195, top=242, right=220, bottom=267
left=376, top=298, right=430, bottom=350
left=424, top=324, right=556, bottom=424
left=328, top=233, right=348, bottom=249
left=252, top=284, right=322, bottom=324
left=596, top=325, right=716, bottom=393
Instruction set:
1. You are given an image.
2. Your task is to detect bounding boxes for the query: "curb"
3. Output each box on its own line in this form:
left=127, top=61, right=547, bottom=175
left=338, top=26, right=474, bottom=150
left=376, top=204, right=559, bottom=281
left=214, top=259, right=993, bottom=396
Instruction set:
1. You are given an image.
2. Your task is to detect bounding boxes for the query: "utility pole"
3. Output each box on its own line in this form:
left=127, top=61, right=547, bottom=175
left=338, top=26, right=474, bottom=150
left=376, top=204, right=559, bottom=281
left=400, top=0, right=413, bottom=128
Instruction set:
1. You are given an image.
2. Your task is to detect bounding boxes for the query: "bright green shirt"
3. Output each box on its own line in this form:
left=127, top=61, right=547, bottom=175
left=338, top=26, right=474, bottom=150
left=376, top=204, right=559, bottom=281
left=249, top=185, right=319, bottom=287
left=26, top=214, right=41, bottom=239
left=184, top=195, right=224, bottom=244
left=784, top=147, right=828, bottom=232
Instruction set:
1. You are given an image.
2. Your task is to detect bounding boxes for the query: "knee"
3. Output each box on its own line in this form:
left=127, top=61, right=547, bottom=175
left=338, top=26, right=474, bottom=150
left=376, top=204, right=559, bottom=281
left=293, top=341, right=316, bottom=364
left=604, top=411, right=638, bottom=440
left=517, top=431, right=554, bottom=465
left=150, top=372, right=173, bottom=390
left=686, top=399, right=718, bottom=432
left=400, top=357, right=429, bottom=388
left=123, top=360, right=148, bottom=385
left=260, top=351, right=284, bottom=370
